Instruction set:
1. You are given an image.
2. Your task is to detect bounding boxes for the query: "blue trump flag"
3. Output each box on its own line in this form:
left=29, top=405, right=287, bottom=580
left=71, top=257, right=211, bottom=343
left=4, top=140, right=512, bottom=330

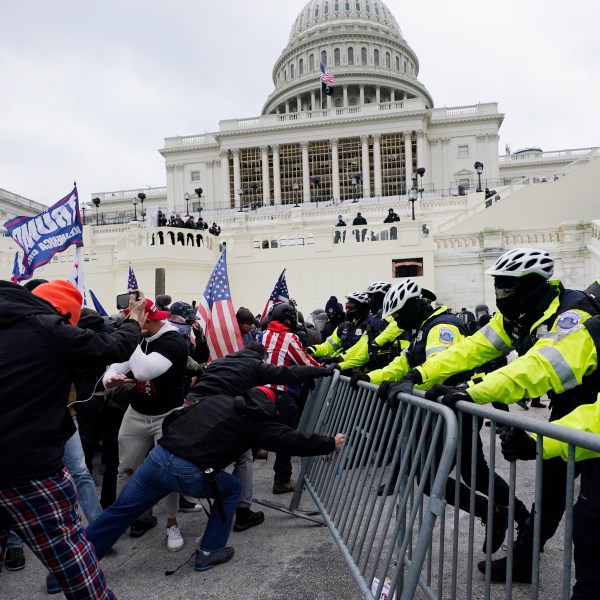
left=4, top=187, right=83, bottom=281
left=88, top=289, right=108, bottom=316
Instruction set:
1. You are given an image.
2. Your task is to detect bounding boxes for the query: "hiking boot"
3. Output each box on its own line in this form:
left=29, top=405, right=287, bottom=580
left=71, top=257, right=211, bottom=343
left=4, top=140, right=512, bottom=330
left=482, top=504, right=508, bottom=553
left=178, top=496, right=202, bottom=512
left=273, top=480, right=295, bottom=494
left=166, top=525, right=184, bottom=552
left=477, top=554, right=533, bottom=583
left=46, top=573, right=61, bottom=594
left=129, top=516, right=158, bottom=538
left=530, top=398, right=547, bottom=408
left=516, top=399, right=530, bottom=411
left=194, top=546, right=235, bottom=572
left=5, top=547, right=25, bottom=571
left=234, top=508, right=265, bottom=532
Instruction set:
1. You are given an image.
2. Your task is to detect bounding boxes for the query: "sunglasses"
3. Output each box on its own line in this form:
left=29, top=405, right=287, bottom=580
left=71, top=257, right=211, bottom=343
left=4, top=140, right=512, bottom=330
left=494, top=287, right=517, bottom=299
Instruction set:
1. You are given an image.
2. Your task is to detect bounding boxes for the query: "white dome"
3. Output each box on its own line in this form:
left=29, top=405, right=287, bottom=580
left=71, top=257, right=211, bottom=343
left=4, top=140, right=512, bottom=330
left=289, top=0, right=403, bottom=44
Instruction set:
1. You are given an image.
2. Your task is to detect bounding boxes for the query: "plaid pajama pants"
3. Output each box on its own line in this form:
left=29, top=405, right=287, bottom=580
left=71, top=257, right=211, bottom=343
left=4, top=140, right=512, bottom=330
left=0, top=467, right=116, bottom=599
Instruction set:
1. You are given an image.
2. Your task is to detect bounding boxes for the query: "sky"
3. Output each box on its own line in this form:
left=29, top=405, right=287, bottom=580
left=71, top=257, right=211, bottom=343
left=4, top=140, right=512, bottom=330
left=1, top=0, right=599, bottom=207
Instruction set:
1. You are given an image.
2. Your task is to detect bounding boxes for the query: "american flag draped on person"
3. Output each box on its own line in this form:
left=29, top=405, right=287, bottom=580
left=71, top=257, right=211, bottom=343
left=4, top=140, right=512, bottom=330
left=197, top=249, right=243, bottom=360
left=320, top=62, right=335, bottom=96
left=260, top=269, right=289, bottom=322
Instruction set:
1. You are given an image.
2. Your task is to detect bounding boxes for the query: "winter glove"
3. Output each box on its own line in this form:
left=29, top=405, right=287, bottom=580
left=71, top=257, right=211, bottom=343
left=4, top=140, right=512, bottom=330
left=389, top=369, right=423, bottom=397
left=322, top=363, right=340, bottom=376
left=424, top=384, right=454, bottom=401
left=350, top=369, right=370, bottom=390
left=440, top=388, right=472, bottom=410
left=318, top=356, right=342, bottom=366
left=500, top=428, right=537, bottom=461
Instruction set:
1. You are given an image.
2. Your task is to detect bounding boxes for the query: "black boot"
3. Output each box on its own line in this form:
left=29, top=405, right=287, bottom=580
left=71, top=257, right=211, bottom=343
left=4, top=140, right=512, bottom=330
left=233, top=507, right=265, bottom=532
left=482, top=504, right=509, bottom=553
left=530, top=398, right=547, bottom=408
left=477, top=541, right=535, bottom=583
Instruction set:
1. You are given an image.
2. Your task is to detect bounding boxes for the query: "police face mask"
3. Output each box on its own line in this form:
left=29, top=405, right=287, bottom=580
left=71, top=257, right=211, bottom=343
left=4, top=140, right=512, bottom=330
left=494, top=275, right=550, bottom=322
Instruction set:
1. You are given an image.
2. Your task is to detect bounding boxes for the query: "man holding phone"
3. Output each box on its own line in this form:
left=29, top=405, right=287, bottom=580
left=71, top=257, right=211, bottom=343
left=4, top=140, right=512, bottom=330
left=103, top=294, right=190, bottom=552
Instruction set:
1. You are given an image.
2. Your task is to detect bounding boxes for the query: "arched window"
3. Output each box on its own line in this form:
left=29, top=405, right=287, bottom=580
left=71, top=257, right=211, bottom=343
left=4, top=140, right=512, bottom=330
left=335, top=97, right=343, bottom=107
left=361, top=47, right=367, bottom=64
left=324, top=2, right=329, bottom=15
left=334, top=1, right=340, bottom=12
left=385, top=52, right=390, bottom=68
left=395, top=56, right=400, bottom=71
left=403, top=59, right=407, bottom=73
left=309, top=54, right=315, bottom=71
left=315, top=6, right=319, bottom=17
left=299, top=58, right=304, bottom=75
left=334, top=48, right=341, bottom=66
left=284, top=69, right=287, bottom=81
left=374, top=49, right=379, bottom=66
left=365, top=2, right=371, bottom=13
left=345, top=1, right=350, bottom=11
left=321, top=50, right=327, bottom=67
left=290, top=64, right=295, bottom=78
left=348, top=47, right=354, bottom=65
left=355, top=2, right=361, bottom=11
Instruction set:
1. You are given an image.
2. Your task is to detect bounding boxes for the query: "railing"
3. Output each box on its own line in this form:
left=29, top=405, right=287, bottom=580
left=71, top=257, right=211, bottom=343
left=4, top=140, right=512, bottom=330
left=293, top=377, right=600, bottom=599
left=498, top=148, right=598, bottom=163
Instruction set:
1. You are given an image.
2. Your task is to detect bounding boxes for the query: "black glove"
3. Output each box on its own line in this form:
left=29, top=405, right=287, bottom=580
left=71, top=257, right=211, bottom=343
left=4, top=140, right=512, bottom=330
left=440, top=388, right=472, bottom=410
left=350, top=370, right=370, bottom=390
left=322, top=363, right=340, bottom=376
left=424, top=384, right=454, bottom=401
left=318, top=356, right=342, bottom=366
left=500, top=428, right=536, bottom=461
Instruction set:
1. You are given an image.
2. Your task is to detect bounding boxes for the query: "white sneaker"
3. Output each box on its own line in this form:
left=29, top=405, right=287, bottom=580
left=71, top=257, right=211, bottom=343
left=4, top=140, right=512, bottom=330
left=166, top=525, right=184, bottom=552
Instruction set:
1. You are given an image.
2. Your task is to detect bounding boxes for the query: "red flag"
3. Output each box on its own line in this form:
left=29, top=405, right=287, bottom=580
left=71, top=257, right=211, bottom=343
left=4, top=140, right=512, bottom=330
left=197, top=250, right=243, bottom=360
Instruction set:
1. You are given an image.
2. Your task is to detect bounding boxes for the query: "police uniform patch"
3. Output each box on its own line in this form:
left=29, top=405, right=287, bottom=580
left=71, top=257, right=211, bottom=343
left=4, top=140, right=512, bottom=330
left=439, top=327, right=455, bottom=344
left=556, top=311, right=582, bottom=331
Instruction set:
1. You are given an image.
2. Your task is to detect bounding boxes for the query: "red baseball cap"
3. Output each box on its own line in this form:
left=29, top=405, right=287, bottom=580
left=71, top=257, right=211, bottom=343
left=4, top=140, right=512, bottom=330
left=125, top=298, right=170, bottom=321
left=254, top=386, right=276, bottom=403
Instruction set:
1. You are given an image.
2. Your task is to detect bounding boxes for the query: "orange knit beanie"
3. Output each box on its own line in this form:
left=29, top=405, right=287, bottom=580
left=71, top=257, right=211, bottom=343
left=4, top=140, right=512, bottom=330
left=32, top=280, right=83, bottom=325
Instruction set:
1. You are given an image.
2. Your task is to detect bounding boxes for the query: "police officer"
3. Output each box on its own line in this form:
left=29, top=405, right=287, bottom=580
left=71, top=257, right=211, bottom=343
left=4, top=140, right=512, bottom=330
left=397, top=248, right=599, bottom=583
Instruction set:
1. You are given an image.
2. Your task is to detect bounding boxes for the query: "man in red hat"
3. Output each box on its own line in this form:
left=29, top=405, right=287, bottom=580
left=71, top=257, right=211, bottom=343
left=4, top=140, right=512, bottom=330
left=0, top=280, right=146, bottom=599
left=103, top=297, right=190, bottom=552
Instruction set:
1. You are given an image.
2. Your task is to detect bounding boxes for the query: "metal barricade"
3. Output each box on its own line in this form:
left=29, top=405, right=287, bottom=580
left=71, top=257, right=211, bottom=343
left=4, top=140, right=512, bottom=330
left=293, top=377, right=600, bottom=600
left=292, top=373, right=459, bottom=600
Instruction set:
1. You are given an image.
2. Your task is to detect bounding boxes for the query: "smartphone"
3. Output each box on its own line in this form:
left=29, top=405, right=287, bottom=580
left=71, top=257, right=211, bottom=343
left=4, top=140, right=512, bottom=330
left=116, top=292, right=140, bottom=310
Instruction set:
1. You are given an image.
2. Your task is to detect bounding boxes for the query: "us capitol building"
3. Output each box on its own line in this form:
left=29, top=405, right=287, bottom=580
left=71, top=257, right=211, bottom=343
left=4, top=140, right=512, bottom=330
left=2, top=0, right=599, bottom=315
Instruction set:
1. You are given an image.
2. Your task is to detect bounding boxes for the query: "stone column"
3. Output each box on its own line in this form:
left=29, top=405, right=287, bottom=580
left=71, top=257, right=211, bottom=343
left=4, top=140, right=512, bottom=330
left=232, top=148, right=241, bottom=210
left=261, top=145, right=270, bottom=206
left=416, top=130, right=426, bottom=188
left=301, top=141, right=310, bottom=204
left=166, top=164, right=176, bottom=213
left=359, top=84, right=365, bottom=105
left=373, top=133, right=382, bottom=197
left=174, top=164, right=184, bottom=212
left=327, top=95, right=332, bottom=110
left=220, top=151, right=230, bottom=209
left=311, top=91, right=316, bottom=111
left=442, top=138, right=450, bottom=192
left=343, top=85, right=348, bottom=107
left=487, top=134, right=499, bottom=187
left=297, top=96, right=302, bottom=112
left=403, top=130, right=413, bottom=194
left=375, top=86, right=381, bottom=104
left=285, top=101, right=290, bottom=113
left=272, top=144, right=281, bottom=205
left=204, top=160, right=214, bottom=211
left=390, top=89, right=395, bottom=102
left=429, top=138, right=441, bottom=193
left=476, top=134, right=486, bottom=168
left=331, top=138, right=340, bottom=202
left=361, top=135, right=371, bottom=198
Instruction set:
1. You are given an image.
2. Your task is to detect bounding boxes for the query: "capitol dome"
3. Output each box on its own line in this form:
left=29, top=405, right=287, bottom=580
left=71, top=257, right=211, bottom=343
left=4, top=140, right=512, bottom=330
left=262, top=0, right=433, bottom=114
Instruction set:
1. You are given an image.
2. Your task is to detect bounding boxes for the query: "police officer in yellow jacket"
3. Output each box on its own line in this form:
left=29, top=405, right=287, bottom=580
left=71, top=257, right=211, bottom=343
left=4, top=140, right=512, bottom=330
left=399, top=248, right=600, bottom=584
left=500, top=389, right=600, bottom=599
left=356, top=279, right=529, bottom=551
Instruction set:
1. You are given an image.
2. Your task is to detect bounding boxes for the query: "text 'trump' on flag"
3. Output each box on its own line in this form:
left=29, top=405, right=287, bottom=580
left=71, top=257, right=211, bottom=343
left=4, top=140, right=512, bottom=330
left=197, top=249, right=243, bottom=360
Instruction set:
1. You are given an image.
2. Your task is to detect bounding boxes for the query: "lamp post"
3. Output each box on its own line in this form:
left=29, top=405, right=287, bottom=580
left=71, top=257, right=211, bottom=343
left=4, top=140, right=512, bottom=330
left=312, top=176, right=321, bottom=207
left=81, top=204, right=87, bottom=225
left=92, top=197, right=101, bottom=226
left=194, top=187, right=203, bottom=216
left=292, top=181, right=300, bottom=207
left=408, top=188, right=418, bottom=220
left=416, top=167, right=426, bottom=199
left=351, top=174, right=361, bottom=202
left=250, top=182, right=258, bottom=210
left=237, top=187, right=245, bottom=211
left=137, top=192, right=146, bottom=222
left=184, top=193, right=191, bottom=216
left=474, top=161, right=484, bottom=192
left=131, top=195, right=139, bottom=221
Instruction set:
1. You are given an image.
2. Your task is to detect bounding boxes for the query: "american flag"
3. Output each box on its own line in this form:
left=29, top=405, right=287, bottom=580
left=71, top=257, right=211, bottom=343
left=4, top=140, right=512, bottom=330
left=67, top=247, right=87, bottom=307
left=260, top=269, right=290, bottom=322
left=127, top=262, right=139, bottom=290
left=197, top=250, right=243, bottom=360
left=10, top=252, right=22, bottom=283
left=320, top=63, right=335, bottom=84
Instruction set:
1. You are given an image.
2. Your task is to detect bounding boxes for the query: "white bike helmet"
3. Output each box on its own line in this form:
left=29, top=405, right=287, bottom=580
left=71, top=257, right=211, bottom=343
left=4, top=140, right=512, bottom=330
left=345, top=291, right=369, bottom=305
left=382, top=279, right=421, bottom=318
left=366, top=281, right=391, bottom=295
left=485, top=248, right=554, bottom=280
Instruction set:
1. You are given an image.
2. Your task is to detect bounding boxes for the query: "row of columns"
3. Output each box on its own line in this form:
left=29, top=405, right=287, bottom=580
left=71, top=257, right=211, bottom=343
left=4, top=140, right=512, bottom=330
left=223, top=130, right=426, bottom=208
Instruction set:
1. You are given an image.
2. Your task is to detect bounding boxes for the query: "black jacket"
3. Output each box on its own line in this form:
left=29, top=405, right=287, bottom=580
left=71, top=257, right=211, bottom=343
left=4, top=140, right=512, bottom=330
left=159, top=388, right=335, bottom=470
left=185, top=347, right=325, bottom=402
left=0, top=281, right=141, bottom=483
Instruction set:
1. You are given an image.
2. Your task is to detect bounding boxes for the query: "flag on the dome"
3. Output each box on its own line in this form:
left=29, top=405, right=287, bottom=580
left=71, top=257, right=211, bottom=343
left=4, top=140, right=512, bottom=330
left=197, top=249, right=243, bottom=361
left=320, top=63, right=335, bottom=96
left=260, top=269, right=289, bottom=323
left=127, top=262, right=139, bottom=290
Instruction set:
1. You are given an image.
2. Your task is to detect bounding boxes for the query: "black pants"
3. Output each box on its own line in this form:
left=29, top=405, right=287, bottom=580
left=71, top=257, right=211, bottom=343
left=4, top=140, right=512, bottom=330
left=99, top=406, right=126, bottom=508
left=572, top=459, right=600, bottom=599
left=76, top=394, right=105, bottom=474
left=273, top=392, right=299, bottom=484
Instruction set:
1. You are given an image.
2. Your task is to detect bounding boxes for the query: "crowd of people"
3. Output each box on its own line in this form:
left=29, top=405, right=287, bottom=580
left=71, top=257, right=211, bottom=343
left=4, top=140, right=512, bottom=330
left=1, top=245, right=599, bottom=599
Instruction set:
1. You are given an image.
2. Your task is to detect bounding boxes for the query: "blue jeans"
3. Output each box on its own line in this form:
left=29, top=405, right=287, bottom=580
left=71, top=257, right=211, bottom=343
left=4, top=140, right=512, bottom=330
left=85, top=444, right=241, bottom=558
left=66, top=417, right=103, bottom=525
left=7, top=529, right=22, bottom=549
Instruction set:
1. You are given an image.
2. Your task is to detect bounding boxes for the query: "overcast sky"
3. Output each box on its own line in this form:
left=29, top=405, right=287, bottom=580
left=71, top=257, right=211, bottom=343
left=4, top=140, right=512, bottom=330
left=1, top=0, right=598, bottom=207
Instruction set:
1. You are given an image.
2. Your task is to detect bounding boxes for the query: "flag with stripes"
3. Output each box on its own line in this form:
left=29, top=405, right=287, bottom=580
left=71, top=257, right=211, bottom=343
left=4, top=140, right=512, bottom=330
left=320, top=62, right=335, bottom=84
left=127, top=262, right=139, bottom=290
left=260, top=269, right=289, bottom=322
left=10, top=252, right=23, bottom=283
left=67, top=247, right=86, bottom=307
left=197, top=249, right=243, bottom=360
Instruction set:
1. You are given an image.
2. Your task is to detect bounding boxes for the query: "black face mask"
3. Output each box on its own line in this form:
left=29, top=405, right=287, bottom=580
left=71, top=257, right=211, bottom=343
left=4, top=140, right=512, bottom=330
left=393, top=298, right=433, bottom=331
left=495, top=276, right=554, bottom=325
